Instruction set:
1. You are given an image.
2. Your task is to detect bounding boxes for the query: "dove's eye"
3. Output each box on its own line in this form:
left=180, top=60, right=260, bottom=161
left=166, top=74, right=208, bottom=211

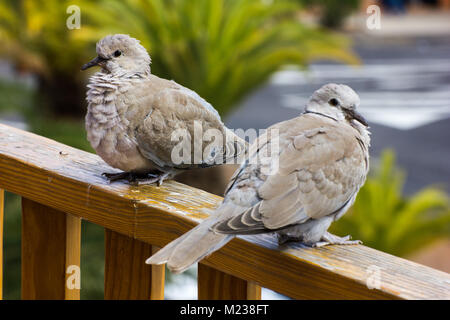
left=113, top=50, right=122, bottom=57
left=328, top=98, right=340, bottom=107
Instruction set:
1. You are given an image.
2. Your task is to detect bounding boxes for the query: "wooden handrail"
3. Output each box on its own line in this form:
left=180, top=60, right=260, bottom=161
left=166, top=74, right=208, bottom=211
left=0, top=123, right=449, bottom=300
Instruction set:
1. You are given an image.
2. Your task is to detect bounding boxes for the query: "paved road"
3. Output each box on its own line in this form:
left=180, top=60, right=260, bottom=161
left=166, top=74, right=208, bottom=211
left=226, top=36, right=450, bottom=194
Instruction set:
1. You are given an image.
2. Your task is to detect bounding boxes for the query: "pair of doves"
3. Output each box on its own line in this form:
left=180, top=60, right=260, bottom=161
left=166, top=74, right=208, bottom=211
left=82, top=34, right=370, bottom=273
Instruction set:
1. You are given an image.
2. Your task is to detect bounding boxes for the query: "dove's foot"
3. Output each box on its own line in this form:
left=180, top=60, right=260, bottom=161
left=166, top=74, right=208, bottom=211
left=102, top=171, right=136, bottom=182
left=102, top=170, right=167, bottom=185
left=278, top=234, right=302, bottom=245
left=312, top=232, right=362, bottom=248
left=132, top=172, right=170, bottom=187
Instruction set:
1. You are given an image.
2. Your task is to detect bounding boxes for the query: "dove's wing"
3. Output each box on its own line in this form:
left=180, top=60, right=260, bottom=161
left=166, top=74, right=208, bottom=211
left=212, top=114, right=369, bottom=234
left=135, top=83, right=246, bottom=170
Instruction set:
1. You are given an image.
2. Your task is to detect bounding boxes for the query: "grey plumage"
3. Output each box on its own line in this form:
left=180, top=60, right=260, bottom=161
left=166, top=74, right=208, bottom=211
left=146, top=83, right=371, bottom=273
left=82, top=34, right=246, bottom=185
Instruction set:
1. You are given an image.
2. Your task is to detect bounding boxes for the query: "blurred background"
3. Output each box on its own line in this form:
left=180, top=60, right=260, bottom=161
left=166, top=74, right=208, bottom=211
left=0, top=0, right=449, bottom=299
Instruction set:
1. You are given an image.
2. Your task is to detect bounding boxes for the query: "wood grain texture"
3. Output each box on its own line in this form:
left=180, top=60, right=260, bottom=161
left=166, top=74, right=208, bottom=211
left=198, top=264, right=261, bottom=300
left=0, top=124, right=449, bottom=299
left=65, top=213, right=81, bottom=300
left=150, top=246, right=165, bottom=300
left=247, top=281, right=262, bottom=300
left=21, top=198, right=81, bottom=299
left=0, top=189, right=3, bottom=300
left=105, top=229, right=163, bottom=299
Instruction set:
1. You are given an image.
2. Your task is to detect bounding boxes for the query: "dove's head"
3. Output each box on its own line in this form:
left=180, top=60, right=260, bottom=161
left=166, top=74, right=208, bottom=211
left=305, top=83, right=368, bottom=127
left=81, top=34, right=151, bottom=76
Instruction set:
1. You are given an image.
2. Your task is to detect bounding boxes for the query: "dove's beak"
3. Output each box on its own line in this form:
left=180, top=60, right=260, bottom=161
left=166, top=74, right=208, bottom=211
left=81, top=56, right=107, bottom=71
left=349, top=109, right=368, bottom=127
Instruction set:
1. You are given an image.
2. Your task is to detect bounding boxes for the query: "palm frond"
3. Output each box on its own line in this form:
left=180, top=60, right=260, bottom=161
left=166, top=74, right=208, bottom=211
left=331, top=150, right=450, bottom=256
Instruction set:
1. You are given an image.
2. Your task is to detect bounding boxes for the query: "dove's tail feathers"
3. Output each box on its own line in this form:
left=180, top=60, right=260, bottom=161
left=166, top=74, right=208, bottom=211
left=146, top=217, right=233, bottom=274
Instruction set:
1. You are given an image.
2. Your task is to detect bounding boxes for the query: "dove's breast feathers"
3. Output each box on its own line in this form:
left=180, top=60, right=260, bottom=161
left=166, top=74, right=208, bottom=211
left=85, top=73, right=151, bottom=172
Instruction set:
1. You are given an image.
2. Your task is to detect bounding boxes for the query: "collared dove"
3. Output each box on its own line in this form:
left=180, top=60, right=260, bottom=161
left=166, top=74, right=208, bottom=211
left=146, top=83, right=370, bottom=273
left=81, top=34, right=246, bottom=185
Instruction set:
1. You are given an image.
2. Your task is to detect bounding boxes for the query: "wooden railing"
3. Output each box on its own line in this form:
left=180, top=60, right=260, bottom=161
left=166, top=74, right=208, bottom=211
left=0, top=123, right=449, bottom=300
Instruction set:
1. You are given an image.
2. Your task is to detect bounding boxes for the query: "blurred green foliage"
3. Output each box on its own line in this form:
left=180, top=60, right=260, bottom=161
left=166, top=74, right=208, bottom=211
left=0, top=0, right=94, bottom=75
left=0, top=0, right=358, bottom=116
left=0, top=80, right=34, bottom=115
left=2, top=192, right=21, bottom=299
left=331, top=150, right=450, bottom=257
left=300, top=0, right=360, bottom=28
left=0, top=0, right=98, bottom=116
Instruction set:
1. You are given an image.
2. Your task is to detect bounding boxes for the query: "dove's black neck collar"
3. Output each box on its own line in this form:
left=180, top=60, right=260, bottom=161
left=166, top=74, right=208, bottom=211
left=303, top=110, right=338, bottom=122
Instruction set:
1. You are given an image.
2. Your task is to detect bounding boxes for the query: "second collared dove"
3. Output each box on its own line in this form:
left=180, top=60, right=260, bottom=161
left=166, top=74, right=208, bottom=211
left=146, top=83, right=370, bottom=273
left=81, top=34, right=246, bottom=185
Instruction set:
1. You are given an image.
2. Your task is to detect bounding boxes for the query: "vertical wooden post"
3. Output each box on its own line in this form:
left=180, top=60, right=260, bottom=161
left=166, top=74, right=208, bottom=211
left=198, top=263, right=261, bottom=300
left=150, top=246, right=165, bottom=300
left=21, top=198, right=81, bottom=300
left=65, top=214, right=81, bottom=300
left=0, top=189, right=4, bottom=300
left=104, top=229, right=165, bottom=300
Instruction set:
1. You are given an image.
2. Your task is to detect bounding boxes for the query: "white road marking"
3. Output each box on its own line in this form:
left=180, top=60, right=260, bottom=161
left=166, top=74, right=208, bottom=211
left=272, top=60, right=450, bottom=130
left=282, top=94, right=450, bottom=130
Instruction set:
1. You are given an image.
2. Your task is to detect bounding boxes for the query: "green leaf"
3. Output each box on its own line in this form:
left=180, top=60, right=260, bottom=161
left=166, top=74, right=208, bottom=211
left=331, top=150, right=450, bottom=256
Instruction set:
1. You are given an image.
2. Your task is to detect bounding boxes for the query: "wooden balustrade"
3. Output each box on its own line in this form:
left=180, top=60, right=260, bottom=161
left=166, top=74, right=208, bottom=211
left=0, top=123, right=449, bottom=300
